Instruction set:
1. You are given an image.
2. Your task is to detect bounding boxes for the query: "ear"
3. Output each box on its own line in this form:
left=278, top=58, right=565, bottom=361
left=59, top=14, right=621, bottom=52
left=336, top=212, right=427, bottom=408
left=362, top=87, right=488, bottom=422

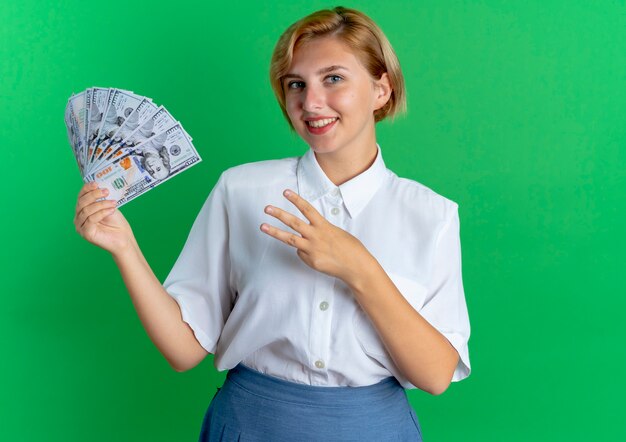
left=373, top=72, right=392, bottom=111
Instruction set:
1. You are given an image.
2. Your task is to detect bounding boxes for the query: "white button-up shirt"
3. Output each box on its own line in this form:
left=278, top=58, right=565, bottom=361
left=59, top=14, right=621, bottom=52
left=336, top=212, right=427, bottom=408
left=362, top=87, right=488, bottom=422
left=163, top=144, right=471, bottom=388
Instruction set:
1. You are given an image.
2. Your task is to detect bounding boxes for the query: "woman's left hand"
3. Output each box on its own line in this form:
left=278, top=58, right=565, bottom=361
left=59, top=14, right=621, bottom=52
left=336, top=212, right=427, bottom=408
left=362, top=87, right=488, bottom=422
left=260, top=189, right=372, bottom=284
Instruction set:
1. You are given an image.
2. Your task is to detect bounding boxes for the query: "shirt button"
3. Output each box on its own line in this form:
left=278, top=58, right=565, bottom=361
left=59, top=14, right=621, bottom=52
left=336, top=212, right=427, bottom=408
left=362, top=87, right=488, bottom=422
left=330, top=207, right=340, bottom=216
left=315, top=360, right=325, bottom=369
left=319, top=301, right=329, bottom=311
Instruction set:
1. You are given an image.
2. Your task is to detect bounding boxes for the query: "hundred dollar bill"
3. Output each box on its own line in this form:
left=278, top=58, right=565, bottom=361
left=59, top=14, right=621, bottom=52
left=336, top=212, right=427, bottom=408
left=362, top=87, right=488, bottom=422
left=64, top=97, right=77, bottom=151
left=65, top=101, right=82, bottom=173
left=89, top=97, right=157, bottom=172
left=64, top=96, right=73, bottom=145
left=84, top=87, right=135, bottom=165
left=82, top=88, right=93, bottom=166
left=85, top=87, right=110, bottom=164
left=66, top=103, right=86, bottom=174
left=67, top=91, right=88, bottom=167
left=86, top=88, right=119, bottom=166
left=96, top=105, right=179, bottom=167
left=86, top=89, right=146, bottom=174
left=86, top=123, right=202, bottom=207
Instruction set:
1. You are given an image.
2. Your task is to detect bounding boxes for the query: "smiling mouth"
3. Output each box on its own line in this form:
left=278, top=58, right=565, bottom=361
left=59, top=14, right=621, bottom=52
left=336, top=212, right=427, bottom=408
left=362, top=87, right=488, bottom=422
left=306, top=118, right=338, bottom=128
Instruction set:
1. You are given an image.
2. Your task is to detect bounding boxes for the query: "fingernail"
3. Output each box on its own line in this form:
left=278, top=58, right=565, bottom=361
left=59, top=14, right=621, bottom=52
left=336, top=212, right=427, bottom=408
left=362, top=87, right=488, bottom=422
left=284, top=190, right=291, bottom=197
left=265, top=206, right=273, bottom=214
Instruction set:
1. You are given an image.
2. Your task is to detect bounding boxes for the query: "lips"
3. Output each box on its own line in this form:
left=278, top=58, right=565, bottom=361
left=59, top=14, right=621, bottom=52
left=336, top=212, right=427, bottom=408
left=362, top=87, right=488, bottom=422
left=304, top=117, right=338, bottom=135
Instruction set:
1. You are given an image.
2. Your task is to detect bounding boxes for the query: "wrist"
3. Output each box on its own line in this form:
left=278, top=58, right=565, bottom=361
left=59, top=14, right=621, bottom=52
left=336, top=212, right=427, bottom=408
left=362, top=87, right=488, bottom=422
left=111, top=236, right=140, bottom=263
left=343, top=250, right=379, bottom=294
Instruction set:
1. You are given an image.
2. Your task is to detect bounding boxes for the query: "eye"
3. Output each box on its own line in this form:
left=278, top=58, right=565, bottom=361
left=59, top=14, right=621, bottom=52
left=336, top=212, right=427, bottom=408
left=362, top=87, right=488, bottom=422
left=287, top=80, right=305, bottom=90
left=325, top=74, right=343, bottom=84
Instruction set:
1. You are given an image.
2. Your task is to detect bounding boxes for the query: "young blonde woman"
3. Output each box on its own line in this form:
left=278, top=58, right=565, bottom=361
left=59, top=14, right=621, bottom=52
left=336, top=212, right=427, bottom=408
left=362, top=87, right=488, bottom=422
left=74, top=6, right=471, bottom=441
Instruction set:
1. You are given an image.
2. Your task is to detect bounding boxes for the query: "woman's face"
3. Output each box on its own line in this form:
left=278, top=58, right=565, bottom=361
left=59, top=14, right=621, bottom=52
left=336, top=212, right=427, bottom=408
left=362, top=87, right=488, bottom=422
left=283, top=36, right=390, bottom=157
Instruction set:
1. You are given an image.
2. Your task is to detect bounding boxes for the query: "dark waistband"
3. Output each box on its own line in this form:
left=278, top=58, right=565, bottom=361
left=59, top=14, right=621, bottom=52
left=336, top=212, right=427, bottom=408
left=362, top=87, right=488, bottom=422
left=225, top=363, right=402, bottom=407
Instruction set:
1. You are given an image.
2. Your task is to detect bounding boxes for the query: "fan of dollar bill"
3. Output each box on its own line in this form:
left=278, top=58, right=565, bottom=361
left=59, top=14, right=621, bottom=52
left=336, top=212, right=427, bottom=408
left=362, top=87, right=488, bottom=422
left=64, top=87, right=202, bottom=207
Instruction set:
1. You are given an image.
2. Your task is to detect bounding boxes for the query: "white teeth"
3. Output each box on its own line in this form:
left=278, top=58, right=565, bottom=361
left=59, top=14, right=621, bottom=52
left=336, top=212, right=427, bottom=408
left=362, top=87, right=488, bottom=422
left=307, top=118, right=337, bottom=128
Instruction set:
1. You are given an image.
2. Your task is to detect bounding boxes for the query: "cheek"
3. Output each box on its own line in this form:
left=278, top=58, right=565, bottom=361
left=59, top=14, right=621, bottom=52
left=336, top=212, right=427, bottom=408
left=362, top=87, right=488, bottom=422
left=284, top=99, right=303, bottom=130
left=329, top=89, right=359, bottom=115
left=285, top=95, right=300, bottom=114
left=285, top=103, right=300, bottom=127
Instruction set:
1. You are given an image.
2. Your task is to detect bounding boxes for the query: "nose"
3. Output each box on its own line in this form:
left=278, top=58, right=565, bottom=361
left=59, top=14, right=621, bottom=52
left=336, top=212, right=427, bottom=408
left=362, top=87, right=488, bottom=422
left=302, top=84, right=324, bottom=112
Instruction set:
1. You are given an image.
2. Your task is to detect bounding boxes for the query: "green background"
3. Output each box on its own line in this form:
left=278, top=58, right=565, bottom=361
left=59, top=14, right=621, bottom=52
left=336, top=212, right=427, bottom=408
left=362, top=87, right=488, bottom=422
left=2, top=0, right=624, bottom=440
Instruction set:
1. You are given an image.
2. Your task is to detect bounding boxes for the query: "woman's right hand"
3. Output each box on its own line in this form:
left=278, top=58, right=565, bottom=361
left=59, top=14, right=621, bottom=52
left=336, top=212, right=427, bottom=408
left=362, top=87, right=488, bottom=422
left=74, top=181, right=136, bottom=256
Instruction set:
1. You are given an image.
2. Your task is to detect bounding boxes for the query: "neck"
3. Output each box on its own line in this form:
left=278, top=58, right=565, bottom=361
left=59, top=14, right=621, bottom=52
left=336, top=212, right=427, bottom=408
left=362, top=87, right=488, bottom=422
left=314, top=144, right=378, bottom=186
left=312, top=126, right=379, bottom=186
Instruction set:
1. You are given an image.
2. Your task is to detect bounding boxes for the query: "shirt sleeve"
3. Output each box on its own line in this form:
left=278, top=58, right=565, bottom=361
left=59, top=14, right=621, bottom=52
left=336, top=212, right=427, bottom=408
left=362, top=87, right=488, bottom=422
left=162, top=172, right=232, bottom=354
left=421, top=203, right=471, bottom=382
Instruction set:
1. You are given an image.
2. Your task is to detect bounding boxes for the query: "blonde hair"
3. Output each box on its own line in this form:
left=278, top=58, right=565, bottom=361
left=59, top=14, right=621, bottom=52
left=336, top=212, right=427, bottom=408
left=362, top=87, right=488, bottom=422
left=270, top=6, right=406, bottom=128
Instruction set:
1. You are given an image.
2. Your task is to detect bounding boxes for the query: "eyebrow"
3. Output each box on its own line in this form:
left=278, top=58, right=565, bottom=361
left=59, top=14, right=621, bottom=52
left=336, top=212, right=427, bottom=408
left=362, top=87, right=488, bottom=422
left=283, top=65, right=349, bottom=80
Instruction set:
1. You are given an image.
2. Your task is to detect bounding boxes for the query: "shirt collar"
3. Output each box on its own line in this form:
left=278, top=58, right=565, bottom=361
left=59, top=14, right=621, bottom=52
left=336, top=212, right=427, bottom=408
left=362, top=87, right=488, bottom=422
left=296, top=144, right=389, bottom=219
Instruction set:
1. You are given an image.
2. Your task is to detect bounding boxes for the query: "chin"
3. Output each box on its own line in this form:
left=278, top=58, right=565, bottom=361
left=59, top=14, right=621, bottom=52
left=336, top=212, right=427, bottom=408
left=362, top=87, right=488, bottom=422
left=304, top=134, right=339, bottom=151
left=307, top=141, right=337, bottom=153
